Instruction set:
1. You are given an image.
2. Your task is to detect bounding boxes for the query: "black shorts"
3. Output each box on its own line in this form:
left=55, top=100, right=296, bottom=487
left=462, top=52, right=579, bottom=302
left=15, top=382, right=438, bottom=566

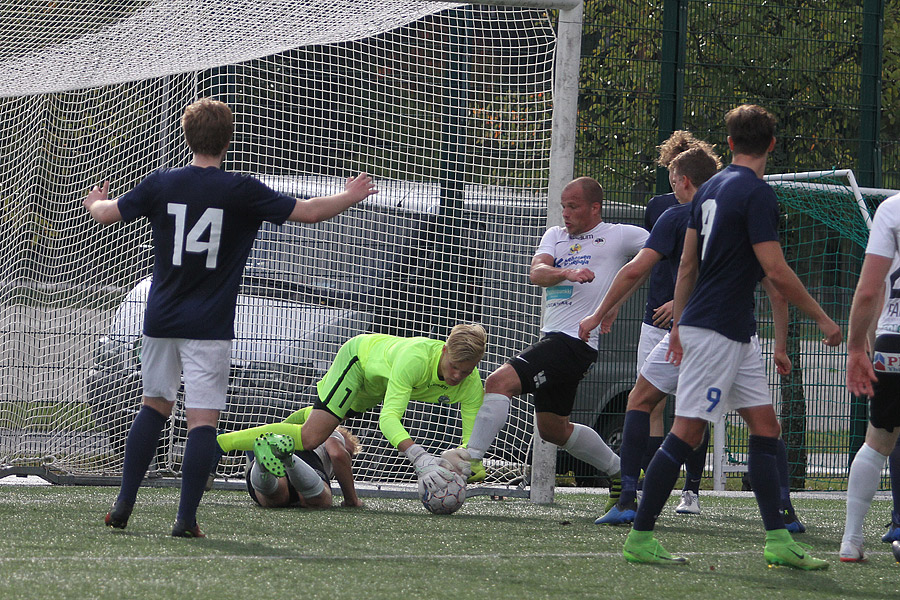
left=508, top=332, right=597, bottom=416
left=870, top=335, right=900, bottom=432
left=245, top=451, right=329, bottom=507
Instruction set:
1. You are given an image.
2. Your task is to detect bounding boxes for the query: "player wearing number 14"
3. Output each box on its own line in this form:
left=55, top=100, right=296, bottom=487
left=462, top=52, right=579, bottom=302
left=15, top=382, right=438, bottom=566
left=83, top=97, right=377, bottom=537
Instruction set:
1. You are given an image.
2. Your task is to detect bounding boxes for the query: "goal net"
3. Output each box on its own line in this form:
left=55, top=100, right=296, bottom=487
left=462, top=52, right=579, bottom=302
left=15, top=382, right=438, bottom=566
left=0, top=1, right=559, bottom=493
left=711, top=169, right=896, bottom=490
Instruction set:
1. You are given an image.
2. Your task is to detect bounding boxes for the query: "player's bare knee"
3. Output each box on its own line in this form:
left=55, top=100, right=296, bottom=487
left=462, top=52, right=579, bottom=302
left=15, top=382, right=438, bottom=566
left=536, top=415, right=572, bottom=446
left=485, top=365, right=520, bottom=397
left=142, top=396, right=174, bottom=417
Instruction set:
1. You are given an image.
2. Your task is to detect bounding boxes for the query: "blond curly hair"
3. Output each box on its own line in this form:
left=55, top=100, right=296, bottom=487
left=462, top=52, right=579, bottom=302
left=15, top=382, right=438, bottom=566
left=656, top=130, right=721, bottom=170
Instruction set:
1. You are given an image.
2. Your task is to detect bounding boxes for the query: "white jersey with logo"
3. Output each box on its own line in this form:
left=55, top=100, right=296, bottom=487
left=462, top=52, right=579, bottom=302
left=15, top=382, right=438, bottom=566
left=865, top=193, right=900, bottom=338
left=536, top=221, right=648, bottom=349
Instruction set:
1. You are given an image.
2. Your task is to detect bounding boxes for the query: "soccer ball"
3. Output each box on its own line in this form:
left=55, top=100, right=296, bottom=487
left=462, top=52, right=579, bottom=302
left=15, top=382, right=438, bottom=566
left=419, top=471, right=467, bottom=515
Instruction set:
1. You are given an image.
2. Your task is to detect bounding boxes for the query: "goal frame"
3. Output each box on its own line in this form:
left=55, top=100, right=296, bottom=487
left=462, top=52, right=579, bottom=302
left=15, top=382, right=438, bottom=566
left=0, top=1, right=587, bottom=505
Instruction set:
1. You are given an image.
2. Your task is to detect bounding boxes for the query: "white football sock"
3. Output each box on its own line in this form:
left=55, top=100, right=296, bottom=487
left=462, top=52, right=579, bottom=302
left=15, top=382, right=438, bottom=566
left=562, top=422, right=620, bottom=476
left=285, top=454, right=325, bottom=498
left=466, top=393, right=510, bottom=460
left=250, top=461, right=279, bottom=495
left=842, top=443, right=888, bottom=546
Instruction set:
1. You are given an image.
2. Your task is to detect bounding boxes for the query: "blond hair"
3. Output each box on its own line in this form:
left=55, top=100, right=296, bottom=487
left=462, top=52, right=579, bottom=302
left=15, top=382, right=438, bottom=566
left=445, top=323, right=487, bottom=363
left=656, top=130, right=720, bottom=169
left=336, top=426, right=361, bottom=457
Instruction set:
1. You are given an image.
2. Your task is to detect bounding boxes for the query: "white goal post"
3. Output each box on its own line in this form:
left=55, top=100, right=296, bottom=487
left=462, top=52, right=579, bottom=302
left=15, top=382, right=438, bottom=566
left=0, top=1, right=586, bottom=503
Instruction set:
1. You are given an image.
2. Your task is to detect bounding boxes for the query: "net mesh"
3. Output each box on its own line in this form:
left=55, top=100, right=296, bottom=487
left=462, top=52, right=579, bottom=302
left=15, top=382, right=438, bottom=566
left=0, top=2, right=557, bottom=487
left=720, top=172, right=895, bottom=490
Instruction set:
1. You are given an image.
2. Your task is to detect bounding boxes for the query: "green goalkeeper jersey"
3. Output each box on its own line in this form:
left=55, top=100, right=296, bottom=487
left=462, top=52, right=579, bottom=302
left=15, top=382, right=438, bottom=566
left=318, top=333, right=484, bottom=448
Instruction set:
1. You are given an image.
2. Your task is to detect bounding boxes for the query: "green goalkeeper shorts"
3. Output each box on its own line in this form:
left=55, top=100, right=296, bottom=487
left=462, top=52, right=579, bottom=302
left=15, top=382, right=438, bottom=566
left=314, top=336, right=366, bottom=420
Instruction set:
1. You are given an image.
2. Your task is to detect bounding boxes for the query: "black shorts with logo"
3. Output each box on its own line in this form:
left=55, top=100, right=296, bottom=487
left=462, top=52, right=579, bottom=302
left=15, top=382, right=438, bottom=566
left=870, top=334, right=900, bottom=432
left=508, top=332, right=597, bottom=417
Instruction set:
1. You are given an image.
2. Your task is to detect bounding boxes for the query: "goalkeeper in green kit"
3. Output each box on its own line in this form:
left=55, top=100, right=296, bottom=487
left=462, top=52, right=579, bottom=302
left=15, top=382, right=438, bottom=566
left=216, top=324, right=486, bottom=493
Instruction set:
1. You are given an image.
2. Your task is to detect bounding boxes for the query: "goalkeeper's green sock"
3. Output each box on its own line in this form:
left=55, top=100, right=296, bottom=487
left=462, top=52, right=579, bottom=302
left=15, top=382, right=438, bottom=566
left=283, top=406, right=313, bottom=425
left=217, top=423, right=305, bottom=453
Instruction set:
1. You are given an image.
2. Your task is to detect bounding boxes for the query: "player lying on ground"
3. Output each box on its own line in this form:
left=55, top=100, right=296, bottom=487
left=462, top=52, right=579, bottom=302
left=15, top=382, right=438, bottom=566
left=841, top=192, right=900, bottom=562
left=464, top=177, right=648, bottom=509
left=217, top=324, right=486, bottom=494
left=622, top=104, right=841, bottom=570
left=246, top=425, right=362, bottom=509
left=86, top=97, right=377, bottom=538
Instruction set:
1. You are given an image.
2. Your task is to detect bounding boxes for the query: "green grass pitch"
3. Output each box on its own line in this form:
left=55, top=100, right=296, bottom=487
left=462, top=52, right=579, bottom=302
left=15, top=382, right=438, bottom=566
left=0, top=483, right=896, bottom=599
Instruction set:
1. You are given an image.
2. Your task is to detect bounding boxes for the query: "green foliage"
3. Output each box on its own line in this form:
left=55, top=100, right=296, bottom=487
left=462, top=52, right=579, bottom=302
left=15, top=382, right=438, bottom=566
left=577, top=0, right=896, bottom=200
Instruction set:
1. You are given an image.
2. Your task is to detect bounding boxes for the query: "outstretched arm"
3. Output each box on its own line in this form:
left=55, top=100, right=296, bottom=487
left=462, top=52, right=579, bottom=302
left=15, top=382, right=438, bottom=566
left=753, top=240, right=841, bottom=346
left=288, top=173, right=378, bottom=223
left=666, top=228, right=699, bottom=366
left=83, top=181, right=122, bottom=225
left=579, top=248, right=660, bottom=341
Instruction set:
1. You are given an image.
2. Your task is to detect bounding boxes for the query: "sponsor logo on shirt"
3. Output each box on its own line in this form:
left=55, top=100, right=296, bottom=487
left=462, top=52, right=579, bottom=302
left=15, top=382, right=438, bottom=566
left=438, top=395, right=451, bottom=404
left=592, top=237, right=605, bottom=246
left=568, top=243, right=582, bottom=254
left=557, top=254, right=590, bottom=268
left=873, top=351, right=900, bottom=373
left=546, top=285, right=573, bottom=301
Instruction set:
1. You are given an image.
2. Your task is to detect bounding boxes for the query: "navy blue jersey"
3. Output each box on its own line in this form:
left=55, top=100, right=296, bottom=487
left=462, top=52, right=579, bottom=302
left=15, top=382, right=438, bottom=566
left=642, top=193, right=678, bottom=325
left=645, top=202, right=691, bottom=286
left=118, top=166, right=296, bottom=340
left=679, top=164, right=779, bottom=342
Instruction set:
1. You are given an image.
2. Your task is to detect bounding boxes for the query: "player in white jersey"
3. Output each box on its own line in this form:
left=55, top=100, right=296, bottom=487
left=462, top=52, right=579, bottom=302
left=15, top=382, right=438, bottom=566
left=622, top=105, right=840, bottom=570
left=840, top=193, right=900, bottom=562
left=464, top=177, right=648, bottom=510
left=246, top=426, right=363, bottom=509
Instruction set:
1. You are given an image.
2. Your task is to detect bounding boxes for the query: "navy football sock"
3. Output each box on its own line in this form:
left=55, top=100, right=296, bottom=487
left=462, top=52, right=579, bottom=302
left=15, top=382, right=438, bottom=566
left=747, top=435, right=783, bottom=531
left=177, top=425, right=218, bottom=527
left=641, top=436, right=664, bottom=474
left=633, top=433, right=692, bottom=531
left=117, top=405, right=167, bottom=507
left=619, top=410, right=651, bottom=505
left=775, top=437, right=795, bottom=513
left=682, top=425, right=709, bottom=494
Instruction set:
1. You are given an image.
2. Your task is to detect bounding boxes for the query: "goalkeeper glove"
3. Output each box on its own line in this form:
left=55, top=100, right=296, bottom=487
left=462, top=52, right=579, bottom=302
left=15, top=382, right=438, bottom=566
left=467, top=459, right=486, bottom=483
left=440, top=448, right=473, bottom=479
left=404, top=443, right=455, bottom=493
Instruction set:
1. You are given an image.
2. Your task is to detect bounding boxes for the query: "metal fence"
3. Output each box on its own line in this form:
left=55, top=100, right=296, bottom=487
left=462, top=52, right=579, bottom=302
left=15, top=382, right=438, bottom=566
left=567, top=0, right=894, bottom=490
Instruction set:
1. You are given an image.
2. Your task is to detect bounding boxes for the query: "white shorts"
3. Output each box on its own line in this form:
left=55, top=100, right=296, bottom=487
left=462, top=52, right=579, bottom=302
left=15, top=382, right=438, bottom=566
left=141, top=336, right=232, bottom=410
left=640, top=332, right=678, bottom=395
left=674, top=326, right=770, bottom=422
left=637, top=322, right=667, bottom=377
